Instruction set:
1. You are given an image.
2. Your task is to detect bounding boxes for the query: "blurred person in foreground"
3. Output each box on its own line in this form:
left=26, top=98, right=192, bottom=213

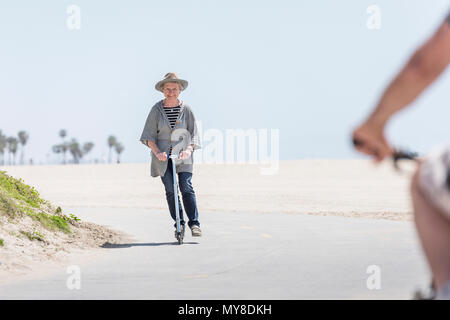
left=353, top=11, right=450, bottom=299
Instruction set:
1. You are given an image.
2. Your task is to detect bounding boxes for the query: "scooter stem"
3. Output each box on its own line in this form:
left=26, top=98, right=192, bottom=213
left=170, top=154, right=181, bottom=235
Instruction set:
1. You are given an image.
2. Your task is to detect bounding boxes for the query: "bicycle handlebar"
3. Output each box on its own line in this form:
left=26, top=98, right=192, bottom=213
left=352, top=138, right=418, bottom=160
left=352, top=138, right=450, bottom=191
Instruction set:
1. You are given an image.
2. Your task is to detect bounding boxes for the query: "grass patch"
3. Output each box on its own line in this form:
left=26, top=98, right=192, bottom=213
left=0, top=190, right=20, bottom=218
left=28, top=212, right=71, bottom=234
left=0, top=171, right=73, bottom=234
left=0, top=238, right=4, bottom=247
left=56, top=206, right=81, bottom=222
left=0, top=171, right=45, bottom=209
left=20, top=230, right=44, bottom=242
left=68, top=213, right=81, bottom=222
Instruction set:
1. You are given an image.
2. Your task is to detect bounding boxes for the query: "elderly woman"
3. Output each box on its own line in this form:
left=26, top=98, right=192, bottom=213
left=140, top=73, right=202, bottom=238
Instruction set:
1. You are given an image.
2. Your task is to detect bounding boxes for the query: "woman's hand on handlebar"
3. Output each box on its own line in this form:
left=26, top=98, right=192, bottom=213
left=156, top=151, right=168, bottom=161
left=179, top=149, right=192, bottom=160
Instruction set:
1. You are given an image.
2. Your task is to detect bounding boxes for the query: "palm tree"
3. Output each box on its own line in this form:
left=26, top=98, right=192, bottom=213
left=0, top=131, right=6, bottom=166
left=18, top=130, right=29, bottom=165
left=107, top=135, right=117, bottom=163
left=58, top=129, right=68, bottom=164
left=7, top=137, right=18, bottom=165
left=114, top=142, right=124, bottom=164
left=61, top=142, right=69, bottom=164
left=5, top=136, right=12, bottom=165
left=68, top=139, right=82, bottom=164
left=52, top=144, right=63, bottom=160
left=59, top=129, right=67, bottom=140
left=52, top=144, right=63, bottom=156
left=82, top=142, right=94, bottom=163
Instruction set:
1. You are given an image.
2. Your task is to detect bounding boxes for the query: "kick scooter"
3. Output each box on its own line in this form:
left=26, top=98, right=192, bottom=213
left=169, top=153, right=184, bottom=245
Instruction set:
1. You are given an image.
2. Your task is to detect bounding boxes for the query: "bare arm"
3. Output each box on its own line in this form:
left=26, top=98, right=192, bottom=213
left=146, top=140, right=169, bottom=161
left=368, top=19, right=450, bottom=128
left=353, top=17, right=450, bottom=161
left=146, top=140, right=160, bottom=154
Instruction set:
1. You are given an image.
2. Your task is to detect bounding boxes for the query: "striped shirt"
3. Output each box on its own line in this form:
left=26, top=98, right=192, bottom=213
left=163, top=105, right=181, bottom=155
left=163, top=105, right=181, bottom=129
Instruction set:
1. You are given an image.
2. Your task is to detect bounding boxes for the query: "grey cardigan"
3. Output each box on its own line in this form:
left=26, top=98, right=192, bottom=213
left=140, top=100, right=201, bottom=177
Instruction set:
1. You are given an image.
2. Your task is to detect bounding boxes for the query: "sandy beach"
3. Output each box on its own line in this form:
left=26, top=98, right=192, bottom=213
left=0, top=159, right=428, bottom=299
left=1, top=159, right=414, bottom=220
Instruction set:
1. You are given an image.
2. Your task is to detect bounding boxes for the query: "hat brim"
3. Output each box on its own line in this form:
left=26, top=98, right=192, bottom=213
left=155, top=79, right=188, bottom=92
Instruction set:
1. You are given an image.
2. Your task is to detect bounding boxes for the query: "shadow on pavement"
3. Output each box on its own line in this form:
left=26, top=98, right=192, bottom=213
left=100, top=242, right=199, bottom=248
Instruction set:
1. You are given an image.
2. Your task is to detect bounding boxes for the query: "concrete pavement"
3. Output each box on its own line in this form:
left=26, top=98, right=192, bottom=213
left=0, top=206, right=430, bottom=299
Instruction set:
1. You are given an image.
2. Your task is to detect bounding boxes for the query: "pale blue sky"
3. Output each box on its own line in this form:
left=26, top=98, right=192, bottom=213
left=1, top=0, right=450, bottom=164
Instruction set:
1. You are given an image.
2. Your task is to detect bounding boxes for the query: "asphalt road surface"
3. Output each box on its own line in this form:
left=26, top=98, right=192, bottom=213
left=0, top=206, right=430, bottom=299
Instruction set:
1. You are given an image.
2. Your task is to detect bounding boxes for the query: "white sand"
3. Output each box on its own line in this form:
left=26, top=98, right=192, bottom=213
left=0, top=214, right=128, bottom=285
left=0, top=159, right=415, bottom=221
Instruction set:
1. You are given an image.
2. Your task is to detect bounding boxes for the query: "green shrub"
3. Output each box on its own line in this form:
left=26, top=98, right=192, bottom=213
left=0, top=171, right=71, bottom=234
left=20, top=230, right=44, bottom=241
left=0, top=171, right=45, bottom=208
left=28, top=212, right=71, bottom=234
left=69, top=213, right=81, bottom=222
left=0, top=190, right=19, bottom=218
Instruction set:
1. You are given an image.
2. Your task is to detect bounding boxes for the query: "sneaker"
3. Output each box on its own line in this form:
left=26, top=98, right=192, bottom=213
left=191, top=225, right=202, bottom=237
left=174, top=224, right=185, bottom=239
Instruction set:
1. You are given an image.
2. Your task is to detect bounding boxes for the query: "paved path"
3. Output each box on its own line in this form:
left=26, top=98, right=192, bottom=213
left=0, top=207, right=430, bottom=299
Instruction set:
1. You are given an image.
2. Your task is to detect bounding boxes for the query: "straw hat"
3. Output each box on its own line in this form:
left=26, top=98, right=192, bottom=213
left=155, top=73, right=188, bottom=92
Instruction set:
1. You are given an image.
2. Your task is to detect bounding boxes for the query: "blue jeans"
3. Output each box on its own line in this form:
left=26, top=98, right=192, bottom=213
left=160, top=158, right=200, bottom=228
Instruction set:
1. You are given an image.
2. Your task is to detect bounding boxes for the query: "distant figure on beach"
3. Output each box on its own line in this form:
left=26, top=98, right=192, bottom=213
left=140, top=73, right=202, bottom=238
left=353, top=11, right=450, bottom=299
